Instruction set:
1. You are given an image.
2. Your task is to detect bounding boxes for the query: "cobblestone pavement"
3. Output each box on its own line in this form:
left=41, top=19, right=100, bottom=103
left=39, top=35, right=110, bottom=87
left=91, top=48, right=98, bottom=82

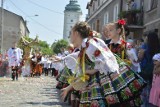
left=0, top=76, right=70, bottom=107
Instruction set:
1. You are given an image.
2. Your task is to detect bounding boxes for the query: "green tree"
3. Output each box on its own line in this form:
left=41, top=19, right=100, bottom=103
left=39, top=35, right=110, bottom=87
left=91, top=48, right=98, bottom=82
left=38, top=40, right=53, bottom=55
left=51, top=39, right=68, bottom=54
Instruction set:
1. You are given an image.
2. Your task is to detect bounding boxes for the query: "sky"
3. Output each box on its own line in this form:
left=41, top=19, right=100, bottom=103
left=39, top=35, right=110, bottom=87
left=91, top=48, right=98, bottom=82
left=3, top=0, right=89, bottom=45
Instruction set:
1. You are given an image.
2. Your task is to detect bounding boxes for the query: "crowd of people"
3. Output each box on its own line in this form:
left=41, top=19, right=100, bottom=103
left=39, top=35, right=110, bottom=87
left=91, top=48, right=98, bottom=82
left=0, top=19, right=160, bottom=107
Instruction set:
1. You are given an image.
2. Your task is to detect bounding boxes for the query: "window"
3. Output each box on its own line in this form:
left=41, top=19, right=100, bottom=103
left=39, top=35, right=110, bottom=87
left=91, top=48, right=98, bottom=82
left=147, top=0, right=158, bottom=11
left=93, top=2, right=95, bottom=11
left=113, top=4, right=119, bottom=21
left=104, top=12, right=109, bottom=25
left=88, top=8, right=90, bottom=16
left=98, top=0, right=100, bottom=6
left=69, top=31, right=71, bottom=36
left=150, top=0, right=158, bottom=10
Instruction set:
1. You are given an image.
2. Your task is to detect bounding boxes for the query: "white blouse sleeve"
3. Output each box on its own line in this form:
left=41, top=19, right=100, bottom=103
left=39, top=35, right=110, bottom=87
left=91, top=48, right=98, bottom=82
left=85, top=38, right=119, bottom=75
left=63, top=51, right=80, bottom=74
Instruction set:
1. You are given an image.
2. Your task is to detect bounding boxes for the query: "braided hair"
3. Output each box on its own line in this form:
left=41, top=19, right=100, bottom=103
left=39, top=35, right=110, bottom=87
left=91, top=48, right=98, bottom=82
left=72, top=21, right=91, bottom=39
left=114, top=21, right=126, bottom=40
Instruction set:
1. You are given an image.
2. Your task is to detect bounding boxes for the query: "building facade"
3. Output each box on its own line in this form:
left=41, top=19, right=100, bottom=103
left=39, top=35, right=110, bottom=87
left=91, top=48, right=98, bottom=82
left=86, top=0, right=160, bottom=39
left=143, top=0, right=160, bottom=36
left=0, top=8, right=29, bottom=51
left=63, top=0, right=82, bottom=40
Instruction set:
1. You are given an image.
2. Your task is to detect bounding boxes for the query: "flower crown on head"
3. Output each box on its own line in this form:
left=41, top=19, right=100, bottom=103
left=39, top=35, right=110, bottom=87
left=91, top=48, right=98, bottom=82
left=118, top=19, right=126, bottom=26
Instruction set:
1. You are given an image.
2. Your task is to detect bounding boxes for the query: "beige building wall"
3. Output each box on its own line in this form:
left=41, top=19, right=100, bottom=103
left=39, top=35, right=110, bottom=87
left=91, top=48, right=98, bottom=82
left=0, top=9, right=29, bottom=51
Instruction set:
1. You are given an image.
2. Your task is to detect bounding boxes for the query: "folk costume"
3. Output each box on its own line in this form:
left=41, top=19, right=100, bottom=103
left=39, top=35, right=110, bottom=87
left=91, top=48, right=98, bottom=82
left=64, top=37, right=146, bottom=107
left=30, top=55, right=36, bottom=77
left=107, top=38, right=145, bottom=106
left=34, top=54, right=44, bottom=76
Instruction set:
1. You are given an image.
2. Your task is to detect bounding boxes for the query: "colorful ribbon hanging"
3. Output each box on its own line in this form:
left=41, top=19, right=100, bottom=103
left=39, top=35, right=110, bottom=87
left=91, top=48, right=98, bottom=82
left=67, top=48, right=89, bottom=84
left=80, top=48, right=89, bottom=82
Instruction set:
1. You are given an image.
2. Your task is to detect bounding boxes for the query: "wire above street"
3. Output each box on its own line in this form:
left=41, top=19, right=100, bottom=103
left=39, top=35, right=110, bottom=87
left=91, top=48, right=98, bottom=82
left=26, top=0, right=64, bottom=15
left=8, top=0, right=63, bottom=36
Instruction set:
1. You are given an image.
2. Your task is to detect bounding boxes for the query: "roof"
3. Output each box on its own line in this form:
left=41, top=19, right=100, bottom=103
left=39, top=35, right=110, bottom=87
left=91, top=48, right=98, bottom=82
left=65, top=0, right=82, bottom=12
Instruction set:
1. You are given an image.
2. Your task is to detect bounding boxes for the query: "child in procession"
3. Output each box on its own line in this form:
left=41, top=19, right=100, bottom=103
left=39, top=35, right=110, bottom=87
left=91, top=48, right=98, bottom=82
left=149, top=53, right=160, bottom=107
left=60, top=21, right=146, bottom=107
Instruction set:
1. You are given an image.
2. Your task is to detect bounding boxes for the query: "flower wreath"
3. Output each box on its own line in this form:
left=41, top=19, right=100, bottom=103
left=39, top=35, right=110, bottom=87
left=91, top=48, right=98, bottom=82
left=118, top=19, right=126, bottom=26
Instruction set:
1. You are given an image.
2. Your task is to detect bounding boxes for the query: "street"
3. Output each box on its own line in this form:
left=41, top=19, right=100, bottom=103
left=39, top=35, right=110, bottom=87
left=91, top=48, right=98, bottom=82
left=0, top=76, right=69, bottom=107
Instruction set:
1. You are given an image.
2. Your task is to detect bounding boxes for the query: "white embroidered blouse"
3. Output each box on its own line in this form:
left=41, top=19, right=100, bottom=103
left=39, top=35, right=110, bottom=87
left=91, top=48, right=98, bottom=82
left=64, top=37, right=119, bottom=75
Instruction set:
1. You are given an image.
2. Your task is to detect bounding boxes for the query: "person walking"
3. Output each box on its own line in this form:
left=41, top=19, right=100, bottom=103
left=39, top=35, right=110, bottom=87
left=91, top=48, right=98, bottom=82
left=7, top=42, right=23, bottom=81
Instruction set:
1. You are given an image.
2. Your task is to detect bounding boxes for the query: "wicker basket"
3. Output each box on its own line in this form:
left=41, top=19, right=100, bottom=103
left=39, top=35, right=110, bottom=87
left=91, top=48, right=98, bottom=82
left=70, top=78, right=88, bottom=91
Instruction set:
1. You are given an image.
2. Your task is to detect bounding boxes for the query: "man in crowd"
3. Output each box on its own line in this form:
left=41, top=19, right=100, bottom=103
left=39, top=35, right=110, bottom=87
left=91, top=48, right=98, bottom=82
left=7, top=42, right=23, bottom=81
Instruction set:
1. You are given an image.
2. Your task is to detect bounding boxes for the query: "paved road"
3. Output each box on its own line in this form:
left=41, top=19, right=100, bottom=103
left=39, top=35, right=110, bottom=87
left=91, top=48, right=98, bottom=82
left=0, top=76, right=70, bottom=107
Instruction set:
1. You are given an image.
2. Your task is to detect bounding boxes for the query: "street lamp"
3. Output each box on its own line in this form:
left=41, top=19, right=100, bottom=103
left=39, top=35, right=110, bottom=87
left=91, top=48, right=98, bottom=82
left=26, top=14, right=39, bottom=18
left=0, top=0, right=4, bottom=53
left=25, top=14, right=39, bottom=27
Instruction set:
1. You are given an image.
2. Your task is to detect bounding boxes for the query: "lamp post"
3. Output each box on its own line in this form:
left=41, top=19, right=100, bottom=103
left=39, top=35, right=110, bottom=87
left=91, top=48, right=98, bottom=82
left=0, top=0, right=4, bottom=53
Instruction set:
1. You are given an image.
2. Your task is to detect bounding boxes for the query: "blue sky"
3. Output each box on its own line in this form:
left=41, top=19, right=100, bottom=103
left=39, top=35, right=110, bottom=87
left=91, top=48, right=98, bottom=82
left=3, top=0, right=88, bottom=45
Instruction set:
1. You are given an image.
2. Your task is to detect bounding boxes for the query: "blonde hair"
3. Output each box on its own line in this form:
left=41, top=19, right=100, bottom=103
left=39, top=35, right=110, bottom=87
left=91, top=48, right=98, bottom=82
left=107, top=22, right=126, bottom=40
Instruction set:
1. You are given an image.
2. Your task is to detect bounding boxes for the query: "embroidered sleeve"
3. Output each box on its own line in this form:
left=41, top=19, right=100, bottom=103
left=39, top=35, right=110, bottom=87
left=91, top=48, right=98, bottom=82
left=85, top=38, right=119, bottom=74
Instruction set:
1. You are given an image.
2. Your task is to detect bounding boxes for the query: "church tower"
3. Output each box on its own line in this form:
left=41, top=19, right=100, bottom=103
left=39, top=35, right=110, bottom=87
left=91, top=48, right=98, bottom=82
left=63, top=0, right=82, bottom=40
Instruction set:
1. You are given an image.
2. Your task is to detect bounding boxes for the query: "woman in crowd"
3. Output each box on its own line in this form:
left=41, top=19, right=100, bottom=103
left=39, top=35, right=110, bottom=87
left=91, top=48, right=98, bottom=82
left=138, top=32, right=160, bottom=107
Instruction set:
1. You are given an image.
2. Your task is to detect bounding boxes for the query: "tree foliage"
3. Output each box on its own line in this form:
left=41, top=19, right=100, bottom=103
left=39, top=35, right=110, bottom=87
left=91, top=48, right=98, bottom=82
left=51, top=39, right=68, bottom=54
left=38, top=40, right=52, bottom=55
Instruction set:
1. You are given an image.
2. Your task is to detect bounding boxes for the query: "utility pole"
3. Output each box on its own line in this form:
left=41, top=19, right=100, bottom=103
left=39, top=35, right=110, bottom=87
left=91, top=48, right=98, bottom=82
left=0, top=0, right=4, bottom=53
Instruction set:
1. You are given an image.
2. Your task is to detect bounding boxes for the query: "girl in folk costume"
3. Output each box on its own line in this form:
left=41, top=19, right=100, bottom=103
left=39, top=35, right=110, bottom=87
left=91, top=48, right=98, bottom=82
left=7, top=42, right=23, bottom=80
left=106, top=20, right=128, bottom=59
left=61, top=21, right=146, bottom=107
left=105, top=20, right=144, bottom=106
left=106, top=20, right=141, bottom=72
left=149, top=53, right=160, bottom=107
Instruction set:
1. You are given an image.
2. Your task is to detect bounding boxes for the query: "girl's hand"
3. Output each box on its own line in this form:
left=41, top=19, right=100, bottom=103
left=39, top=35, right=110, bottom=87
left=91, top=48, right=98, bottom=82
left=61, top=85, right=73, bottom=101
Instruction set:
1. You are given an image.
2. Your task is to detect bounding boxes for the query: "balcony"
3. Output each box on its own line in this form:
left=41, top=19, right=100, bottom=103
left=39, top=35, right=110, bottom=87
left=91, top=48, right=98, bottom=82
left=119, top=9, right=143, bottom=27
